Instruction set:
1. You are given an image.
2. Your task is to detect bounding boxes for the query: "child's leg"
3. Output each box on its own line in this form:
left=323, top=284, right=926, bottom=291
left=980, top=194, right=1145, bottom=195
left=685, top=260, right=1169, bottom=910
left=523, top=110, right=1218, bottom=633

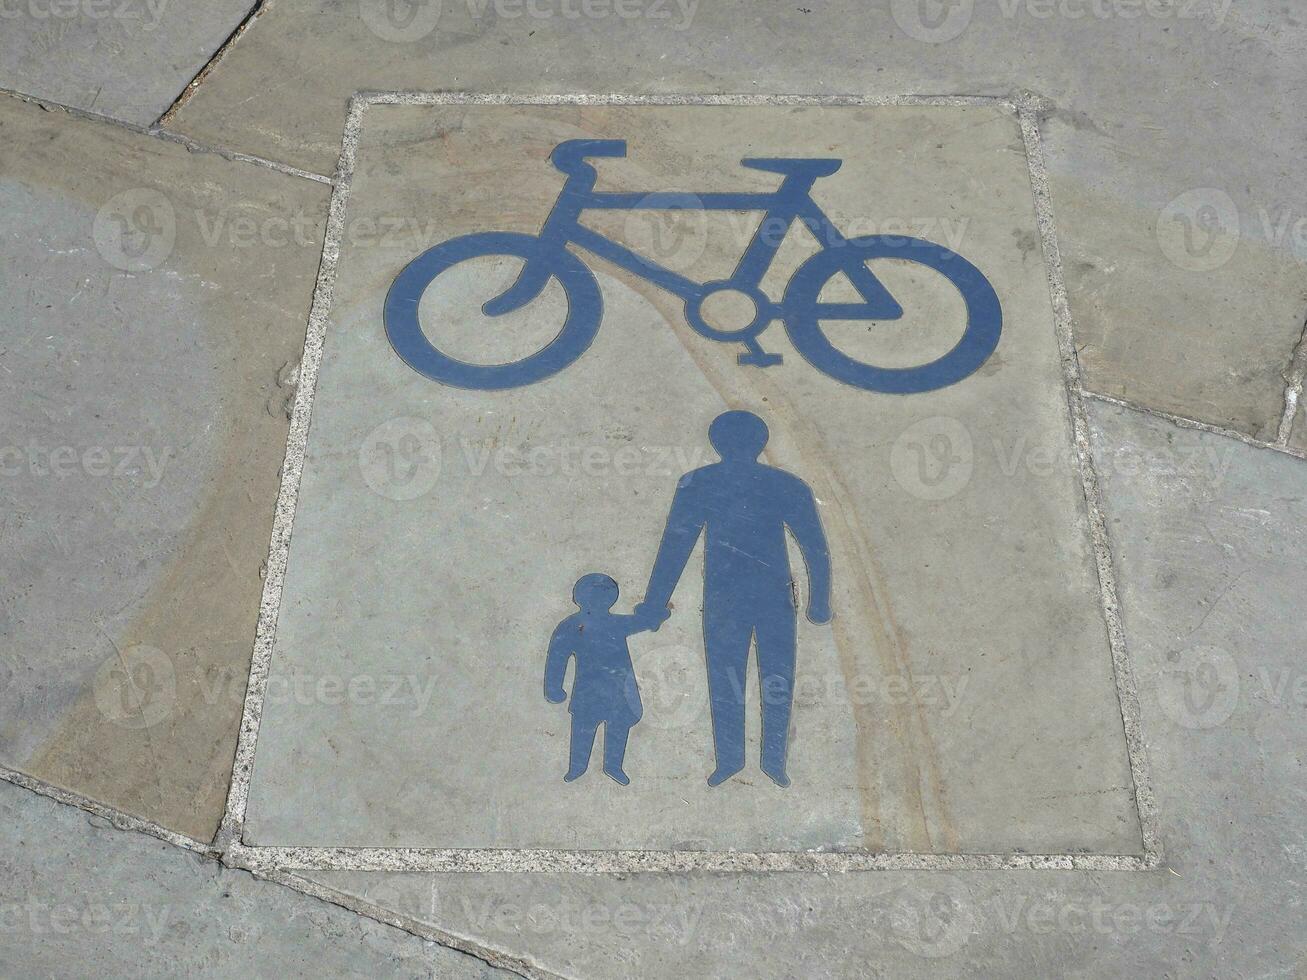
left=602, top=721, right=632, bottom=785
left=565, top=715, right=598, bottom=781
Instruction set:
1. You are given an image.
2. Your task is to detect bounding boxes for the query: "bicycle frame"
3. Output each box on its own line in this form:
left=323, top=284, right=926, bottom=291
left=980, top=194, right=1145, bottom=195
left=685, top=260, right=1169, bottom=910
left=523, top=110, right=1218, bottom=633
left=488, top=145, right=904, bottom=362
left=548, top=182, right=809, bottom=306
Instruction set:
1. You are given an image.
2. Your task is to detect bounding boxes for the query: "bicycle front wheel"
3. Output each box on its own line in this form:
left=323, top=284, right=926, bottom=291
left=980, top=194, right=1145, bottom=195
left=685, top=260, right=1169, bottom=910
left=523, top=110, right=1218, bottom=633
left=782, top=235, right=1001, bottom=394
left=384, top=232, right=602, bottom=390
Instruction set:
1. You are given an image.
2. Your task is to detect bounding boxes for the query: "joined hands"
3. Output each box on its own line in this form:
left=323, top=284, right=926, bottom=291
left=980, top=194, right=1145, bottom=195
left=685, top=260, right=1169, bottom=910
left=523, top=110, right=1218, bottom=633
left=634, top=601, right=672, bottom=632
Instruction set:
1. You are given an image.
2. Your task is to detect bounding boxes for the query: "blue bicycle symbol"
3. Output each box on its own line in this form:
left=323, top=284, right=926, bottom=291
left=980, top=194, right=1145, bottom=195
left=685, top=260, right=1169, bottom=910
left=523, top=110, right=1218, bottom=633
left=385, top=139, right=1002, bottom=393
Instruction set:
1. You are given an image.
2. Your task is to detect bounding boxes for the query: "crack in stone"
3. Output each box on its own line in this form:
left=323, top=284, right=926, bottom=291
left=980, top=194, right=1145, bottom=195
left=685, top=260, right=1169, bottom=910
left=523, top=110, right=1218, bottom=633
left=1274, top=312, right=1307, bottom=447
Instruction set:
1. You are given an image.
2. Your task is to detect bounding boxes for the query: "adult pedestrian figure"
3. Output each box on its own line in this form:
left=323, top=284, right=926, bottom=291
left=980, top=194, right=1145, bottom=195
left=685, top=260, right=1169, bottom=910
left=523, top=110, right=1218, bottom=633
left=636, top=411, right=832, bottom=787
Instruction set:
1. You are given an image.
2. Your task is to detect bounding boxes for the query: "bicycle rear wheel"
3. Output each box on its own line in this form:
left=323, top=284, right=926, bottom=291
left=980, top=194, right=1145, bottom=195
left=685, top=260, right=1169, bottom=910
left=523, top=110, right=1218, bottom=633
left=384, top=232, right=602, bottom=390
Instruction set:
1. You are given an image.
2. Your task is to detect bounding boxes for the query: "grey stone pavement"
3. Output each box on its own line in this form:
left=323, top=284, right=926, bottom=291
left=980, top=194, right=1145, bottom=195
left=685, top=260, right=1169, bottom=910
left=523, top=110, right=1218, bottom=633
left=0, top=777, right=512, bottom=977
left=1, top=1, right=1305, bottom=976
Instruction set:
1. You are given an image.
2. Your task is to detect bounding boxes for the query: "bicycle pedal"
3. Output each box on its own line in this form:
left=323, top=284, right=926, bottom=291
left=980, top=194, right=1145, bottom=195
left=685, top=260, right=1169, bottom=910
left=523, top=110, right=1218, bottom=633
left=738, top=351, right=784, bottom=367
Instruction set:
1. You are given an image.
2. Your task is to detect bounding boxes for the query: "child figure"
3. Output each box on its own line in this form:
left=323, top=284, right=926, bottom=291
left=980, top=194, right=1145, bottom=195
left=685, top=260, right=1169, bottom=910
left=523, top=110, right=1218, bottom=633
left=544, top=573, right=649, bottom=785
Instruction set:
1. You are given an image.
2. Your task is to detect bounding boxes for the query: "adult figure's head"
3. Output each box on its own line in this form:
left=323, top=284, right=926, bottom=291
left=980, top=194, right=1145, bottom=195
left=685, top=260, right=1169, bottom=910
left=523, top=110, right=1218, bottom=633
left=708, top=411, right=769, bottom=462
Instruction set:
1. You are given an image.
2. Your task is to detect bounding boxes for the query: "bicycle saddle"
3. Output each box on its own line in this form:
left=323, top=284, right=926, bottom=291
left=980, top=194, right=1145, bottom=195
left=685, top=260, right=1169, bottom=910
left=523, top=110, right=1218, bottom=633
left=551, top=139, right=628, bottom=177
left=741, top=157, right=842, bottom=178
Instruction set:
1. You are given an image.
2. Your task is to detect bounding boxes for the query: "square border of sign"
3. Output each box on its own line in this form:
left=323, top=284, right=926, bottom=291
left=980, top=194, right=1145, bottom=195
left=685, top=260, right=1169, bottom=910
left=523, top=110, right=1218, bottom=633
left=219, top=90, right=1161, bottom=875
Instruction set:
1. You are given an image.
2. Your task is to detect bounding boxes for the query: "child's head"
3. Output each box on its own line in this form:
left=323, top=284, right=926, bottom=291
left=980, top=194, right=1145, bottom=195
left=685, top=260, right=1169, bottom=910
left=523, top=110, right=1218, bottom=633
left=573, top=572, right=619, bottom=611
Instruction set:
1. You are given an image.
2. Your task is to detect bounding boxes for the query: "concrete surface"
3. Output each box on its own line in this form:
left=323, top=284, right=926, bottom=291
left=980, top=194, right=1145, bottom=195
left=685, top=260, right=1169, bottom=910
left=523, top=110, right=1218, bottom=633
left=0, top=93, right=328, bottom=841
left=302, top=400, right=1307, bottom=977
left=0, top=0, right=253, bottom=125
left=240, top=101, right=1140, bottom=855
left=163, top=0, right=1307, bottom=436
left=4, top=4, right=1306, bottom=977
left=0, top=779, right=509, bottom=978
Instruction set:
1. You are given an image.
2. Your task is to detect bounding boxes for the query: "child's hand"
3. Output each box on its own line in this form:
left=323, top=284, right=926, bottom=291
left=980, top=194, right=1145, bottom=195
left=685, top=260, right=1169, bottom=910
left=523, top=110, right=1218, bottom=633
left=807, top=595, right=832, bottom=625
left=545, top=685, right=567, bottom=704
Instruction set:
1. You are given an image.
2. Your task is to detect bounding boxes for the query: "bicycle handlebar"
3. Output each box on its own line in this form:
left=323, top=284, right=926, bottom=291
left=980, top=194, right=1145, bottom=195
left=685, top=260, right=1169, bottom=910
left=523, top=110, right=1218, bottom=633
left=550, top=139, right=628, bottom=180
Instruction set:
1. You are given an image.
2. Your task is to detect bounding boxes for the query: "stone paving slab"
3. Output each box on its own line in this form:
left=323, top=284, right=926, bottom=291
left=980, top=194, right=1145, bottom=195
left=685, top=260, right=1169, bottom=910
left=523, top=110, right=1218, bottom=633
left=239, top=100, right=1143, bottom=858
left=0, top=94, right=328, bottom=840
left=305, top=401, right=1307, bottom=977
left=0, top=0, right=254, bottom=125
left=1056, top=177, right=1307, bottom=440
left=164, top=1, right=1307, bottom=437
left=0, top=780, right=509, bottom=978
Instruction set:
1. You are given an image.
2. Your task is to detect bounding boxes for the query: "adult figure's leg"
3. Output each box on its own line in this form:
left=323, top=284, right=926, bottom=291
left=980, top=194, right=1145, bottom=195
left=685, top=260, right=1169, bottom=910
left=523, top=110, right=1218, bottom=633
left=703, top=599, right=753, bottom=785
left=755, top=600, right=798, bottom=786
